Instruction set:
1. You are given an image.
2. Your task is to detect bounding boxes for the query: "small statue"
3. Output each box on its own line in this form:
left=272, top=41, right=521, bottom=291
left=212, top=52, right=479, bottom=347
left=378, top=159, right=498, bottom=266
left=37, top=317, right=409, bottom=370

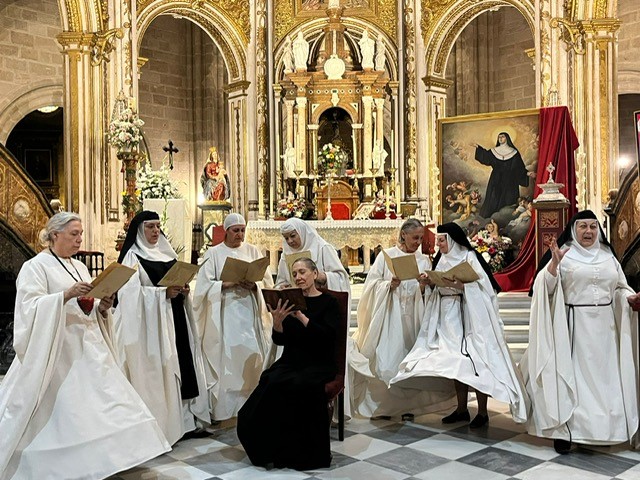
left=359, top=29, right=375, bottom=70
left=292, top=31, right=309, bottom=72
left=371, top=138, right=388, bottom=175
left=282, top=142, right=297, bottom=179
left=282, top=35, right=294, bottom=73
left=201, top=147, right=231, bottom=202
left=375, top=33, right=385, bottom=72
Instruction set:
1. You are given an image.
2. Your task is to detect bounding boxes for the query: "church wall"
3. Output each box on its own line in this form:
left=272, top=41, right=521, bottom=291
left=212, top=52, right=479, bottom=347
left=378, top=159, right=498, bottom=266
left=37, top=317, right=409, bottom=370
left=617, top=0, right=640, bottom=94
left=0, top=0, right=62, bottom=115
left=445, top=7, right=535, bottom=117
left=139, top=16, right=195, bottom=206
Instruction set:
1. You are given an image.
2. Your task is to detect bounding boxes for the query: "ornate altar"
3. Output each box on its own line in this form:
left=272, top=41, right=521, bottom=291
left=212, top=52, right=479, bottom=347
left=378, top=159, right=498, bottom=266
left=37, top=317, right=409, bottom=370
left=317, top=179, right=359, bottom=220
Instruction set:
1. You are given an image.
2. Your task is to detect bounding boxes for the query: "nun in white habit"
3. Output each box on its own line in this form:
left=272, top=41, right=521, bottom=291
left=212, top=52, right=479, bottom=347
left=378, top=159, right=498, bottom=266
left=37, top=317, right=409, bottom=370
left=114, top=211, right=210, bottom=445
left=0, top=212, right=169, bottom=480
left=391, top=222, right=527, bottom=428
left=193, top=213, right=275, bottom=421
left=520, top=210, right=639, bottom=454
left=275, top=217, right=350, bottom=295
left=349, top=219, right=455, bottom=418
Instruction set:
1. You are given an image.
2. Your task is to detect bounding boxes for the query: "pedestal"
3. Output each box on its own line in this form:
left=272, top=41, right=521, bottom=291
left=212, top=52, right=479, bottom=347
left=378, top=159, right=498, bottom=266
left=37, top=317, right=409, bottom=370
left=144, top=198, right=192, bottom=262
left=532, top=201, right=569, bottom=264
left=199, top=201, right=232, bottom=244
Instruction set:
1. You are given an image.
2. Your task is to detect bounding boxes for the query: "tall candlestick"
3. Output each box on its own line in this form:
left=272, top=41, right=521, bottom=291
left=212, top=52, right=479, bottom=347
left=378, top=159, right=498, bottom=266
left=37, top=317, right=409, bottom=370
left=258, top=181, right=264, bottom=217
left=385, top=181, right=391, bottom=215
left=390, top=129, right=395, bottom=169
left=269, top=181, right=274, bottom=219
left=396, top=180, right=402, bottom=213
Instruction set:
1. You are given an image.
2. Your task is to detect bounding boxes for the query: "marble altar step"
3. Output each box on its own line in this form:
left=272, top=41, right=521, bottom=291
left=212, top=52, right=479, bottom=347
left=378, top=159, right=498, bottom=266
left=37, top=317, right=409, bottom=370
left=348, top=285, right=531, bottom=363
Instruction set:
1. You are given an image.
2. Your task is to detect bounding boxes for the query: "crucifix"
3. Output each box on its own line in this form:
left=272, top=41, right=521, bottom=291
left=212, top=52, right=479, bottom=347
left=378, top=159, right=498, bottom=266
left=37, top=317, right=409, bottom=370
left=162, top=140, right=179, bottom=169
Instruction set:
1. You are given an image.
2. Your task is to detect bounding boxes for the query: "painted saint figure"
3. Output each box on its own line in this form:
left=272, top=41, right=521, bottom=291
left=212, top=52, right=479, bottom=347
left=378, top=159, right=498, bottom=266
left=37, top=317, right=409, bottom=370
left=473, top=132, right=535, bottom=218
left=201, top=147, right=231, bottom=202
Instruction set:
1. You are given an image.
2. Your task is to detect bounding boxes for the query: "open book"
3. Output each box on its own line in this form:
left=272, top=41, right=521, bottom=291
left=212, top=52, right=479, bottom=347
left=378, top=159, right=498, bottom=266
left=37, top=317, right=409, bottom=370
left=426, top=261, right=479, bottom=288
left=285, top=250, right=312, bottom=278
left=382, top=251, right=420, bottom=281
left=261, top=287, right=307, bottom=311
left=86, top=263, right=136, bottom=298
left=220, top=256, right=270, bottom=283
left=158, top=260, right=205, bottom=287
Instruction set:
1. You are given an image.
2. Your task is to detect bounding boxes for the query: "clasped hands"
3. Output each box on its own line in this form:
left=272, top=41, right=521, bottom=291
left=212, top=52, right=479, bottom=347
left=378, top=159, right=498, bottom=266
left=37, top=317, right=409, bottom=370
left=63, top=281, right=114, bottom=317
left=166, top=284, right=191, bottom=299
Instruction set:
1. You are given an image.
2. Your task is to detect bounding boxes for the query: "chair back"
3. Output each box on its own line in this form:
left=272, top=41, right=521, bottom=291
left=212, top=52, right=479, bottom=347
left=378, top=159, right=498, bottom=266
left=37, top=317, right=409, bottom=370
left=73, top=250, right=105, bottom=278
left=320, top=288, right=349, bottom=398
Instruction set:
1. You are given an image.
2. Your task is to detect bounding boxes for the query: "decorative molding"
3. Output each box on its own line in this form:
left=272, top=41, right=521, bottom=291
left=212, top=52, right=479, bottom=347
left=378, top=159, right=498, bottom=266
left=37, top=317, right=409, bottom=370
left=404, top=0, right=417, bottom=198
left=550, top=17, right=585, bottom=55
left=256, top=0, right=269, bottom=213
left=90, top=28, right=125, bottom=66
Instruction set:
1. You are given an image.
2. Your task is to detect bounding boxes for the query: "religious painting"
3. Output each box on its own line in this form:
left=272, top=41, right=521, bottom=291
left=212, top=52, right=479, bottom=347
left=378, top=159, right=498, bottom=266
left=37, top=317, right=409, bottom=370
left=438, top=109, right=540, bottom=260
left=24, top=149, right=53, bottom=183
left=635, top=110, right=640, bottom=176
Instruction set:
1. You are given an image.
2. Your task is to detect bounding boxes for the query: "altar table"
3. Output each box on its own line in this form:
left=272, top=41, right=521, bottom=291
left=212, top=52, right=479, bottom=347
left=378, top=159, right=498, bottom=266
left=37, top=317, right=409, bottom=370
left=246, top=219, right=405, bottom=272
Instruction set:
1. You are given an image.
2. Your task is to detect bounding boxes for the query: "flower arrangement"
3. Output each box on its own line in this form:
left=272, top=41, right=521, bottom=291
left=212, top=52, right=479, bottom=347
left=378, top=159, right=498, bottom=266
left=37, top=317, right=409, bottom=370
left=121, top=188, right=142, bottom=218
left=108, top=108, right=145, bottom=152
left=137, top=159, right=181, bottom=201
left=470, top=229, right=513, bottom=272
left=317, top=143, right=348, bottom=175
left=276, top=195, right=312, bottom=219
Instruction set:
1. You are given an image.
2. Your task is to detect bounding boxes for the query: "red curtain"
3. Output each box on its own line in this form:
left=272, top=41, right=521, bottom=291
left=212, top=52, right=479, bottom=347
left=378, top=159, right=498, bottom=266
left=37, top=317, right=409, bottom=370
left=494, top=106, right=579, bottom=291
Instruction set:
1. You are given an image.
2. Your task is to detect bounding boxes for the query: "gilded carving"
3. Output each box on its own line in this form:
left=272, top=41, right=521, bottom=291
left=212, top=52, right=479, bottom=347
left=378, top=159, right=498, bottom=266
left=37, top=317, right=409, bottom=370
left=137, top=0, right=250, bottom=45
left=598, top=47, right=609, bottom=201
left=90, top=28, right=125, bottom=66
left=595, top=0, right=608, bottom=18
left=404, top=0, right=417, bottom=198
left=539, top=210, right=559, bottom=228
left=256, top=0, right=269, bottom=209
left=550, top=17, right=585, bottom=55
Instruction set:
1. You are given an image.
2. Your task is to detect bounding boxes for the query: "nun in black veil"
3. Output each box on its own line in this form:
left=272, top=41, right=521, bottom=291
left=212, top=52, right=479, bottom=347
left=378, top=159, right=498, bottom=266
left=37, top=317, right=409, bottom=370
left=520, top=210, right=639, bottom=454
left=391, top=223, right=527, bottom=429
left=113, top=211, right=210, bottom=445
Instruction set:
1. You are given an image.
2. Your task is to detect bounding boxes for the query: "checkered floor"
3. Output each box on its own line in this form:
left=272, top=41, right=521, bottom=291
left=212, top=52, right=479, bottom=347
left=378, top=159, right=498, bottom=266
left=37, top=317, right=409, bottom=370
left=109, top=398, right=640, bottom=480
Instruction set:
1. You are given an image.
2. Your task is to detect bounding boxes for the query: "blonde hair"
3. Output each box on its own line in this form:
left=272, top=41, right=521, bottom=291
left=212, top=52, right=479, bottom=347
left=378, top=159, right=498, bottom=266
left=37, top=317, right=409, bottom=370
left=39, top=212, right=82, bottom=246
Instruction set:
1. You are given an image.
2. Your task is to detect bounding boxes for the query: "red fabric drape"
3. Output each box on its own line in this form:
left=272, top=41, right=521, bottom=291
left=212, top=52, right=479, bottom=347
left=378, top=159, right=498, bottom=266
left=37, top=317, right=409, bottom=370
left=494, top=106, right=579, bottom=291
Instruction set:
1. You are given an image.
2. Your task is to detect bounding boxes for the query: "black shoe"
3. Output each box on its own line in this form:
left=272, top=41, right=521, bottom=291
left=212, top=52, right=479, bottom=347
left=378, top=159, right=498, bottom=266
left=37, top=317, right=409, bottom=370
left=401, top=413, right=415, bottom=422
left=442, top=409, right=470, bottom=424
left=179, top=428, right=211, bottom=440
left=469, top=414, right=489, bottom=429
left=371, top=415, right=392, bottom=420
left=554, top=439, right=572, bottom=454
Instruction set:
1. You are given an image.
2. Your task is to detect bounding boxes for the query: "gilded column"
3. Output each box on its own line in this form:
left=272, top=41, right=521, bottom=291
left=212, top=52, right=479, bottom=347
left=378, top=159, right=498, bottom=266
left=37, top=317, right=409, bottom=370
left=374, top=98, right=385, bottom=151
left=256, top=0, right=269, bottom=218
left=226, top=81, right=251, bottom=217
left=403, top=0, right=418, bottom=200
left=296, top=97, right=308, bottom=173
left=285, top=99, right=295, bottom=147
left=362, top=96, right=374, bottom=172
left=581, top=19, right=620, bottom=208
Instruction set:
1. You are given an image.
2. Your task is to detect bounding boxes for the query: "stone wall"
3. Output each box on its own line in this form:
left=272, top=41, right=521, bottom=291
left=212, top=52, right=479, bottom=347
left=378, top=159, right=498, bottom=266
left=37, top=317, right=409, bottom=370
left=445, top=7, right=535, bottom=116
left=618, top=0, right=640, bottom=95
left=0, top=0, right=63, bottom=134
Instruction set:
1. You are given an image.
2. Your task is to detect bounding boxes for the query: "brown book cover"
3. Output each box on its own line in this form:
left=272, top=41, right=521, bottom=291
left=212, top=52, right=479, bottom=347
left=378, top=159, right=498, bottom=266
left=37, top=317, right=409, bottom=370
left=220, top=256, right=269, bottom=283
left=261, top=287, right=307, bottom=311
left=86, top=262, right=136, bottom=298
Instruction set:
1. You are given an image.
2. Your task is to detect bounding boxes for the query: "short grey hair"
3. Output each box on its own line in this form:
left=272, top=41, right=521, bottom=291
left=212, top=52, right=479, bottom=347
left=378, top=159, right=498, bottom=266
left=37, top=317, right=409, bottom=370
left=39, top=212, right=82, bottom=246
left=291, top=257, right=317, bottom=272
left=398, top=218, right=424, bottom=243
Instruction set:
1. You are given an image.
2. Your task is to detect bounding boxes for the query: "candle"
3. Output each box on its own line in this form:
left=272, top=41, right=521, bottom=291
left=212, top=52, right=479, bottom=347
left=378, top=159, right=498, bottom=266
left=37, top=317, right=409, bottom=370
left=258, top=181, right=265, bottom=218
left=269, top=180, right=274, bottom=219
left=390, top=129, right=395, bottom=169
left=396, top=180, right=402, bottom=212
left=385, top=181, right=391, bottom=213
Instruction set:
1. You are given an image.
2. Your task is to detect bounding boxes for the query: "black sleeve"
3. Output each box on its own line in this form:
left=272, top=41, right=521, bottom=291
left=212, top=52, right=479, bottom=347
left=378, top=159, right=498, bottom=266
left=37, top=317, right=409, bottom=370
left=303, top=295, right=338, bottom=345
left=475, top=146, right=494, bottom=166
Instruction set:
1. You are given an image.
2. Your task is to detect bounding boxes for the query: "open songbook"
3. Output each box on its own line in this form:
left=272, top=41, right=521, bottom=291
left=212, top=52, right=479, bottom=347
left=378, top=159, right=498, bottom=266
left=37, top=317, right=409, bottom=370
left=285, top=251, right=312, bottom=278
left=382, top=251, right=420, bottom=281
left=220, top=256, right=270, bottom=283
left=426, top=261, right=479, bottom=288
left=86, top=263, right=136, bottom=298
left=158, top=260, right=205, bottom=287
left=261, top=287, right=307, bottom=311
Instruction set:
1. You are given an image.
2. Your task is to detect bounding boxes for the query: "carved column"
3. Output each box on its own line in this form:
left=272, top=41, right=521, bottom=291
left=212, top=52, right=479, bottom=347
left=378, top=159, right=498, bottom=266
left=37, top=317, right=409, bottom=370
left=362, top=96, right=374, bottom=172
left=226, top=81, right=251, bottom=217
left=374, top=98, right=385, bottom=150
left=296, top=97, right=308, bottom=173
left=423, top=75, right=452, bottom=221
left=308, top=124, right=319, bottom=171
left=285, top=99, right=295, bottom=147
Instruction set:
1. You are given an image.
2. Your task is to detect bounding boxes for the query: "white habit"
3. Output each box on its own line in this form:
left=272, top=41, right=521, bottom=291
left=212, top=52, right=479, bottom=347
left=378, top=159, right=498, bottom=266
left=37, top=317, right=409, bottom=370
left=193, top=242, right=274, bottom=421
left=0, top=251, right=170, bottom=480
left=114, top=249, right=210, bottom=445
left=350, top=246, right=455, bottom=417
left=521, top=254, right=639, bottom=444
left=391, top=250, right=527, bottom=423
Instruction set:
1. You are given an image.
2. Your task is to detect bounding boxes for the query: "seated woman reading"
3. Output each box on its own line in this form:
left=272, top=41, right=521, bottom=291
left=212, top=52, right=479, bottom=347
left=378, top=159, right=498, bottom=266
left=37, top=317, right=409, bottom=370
left=237, top=258, right=338, bottom=471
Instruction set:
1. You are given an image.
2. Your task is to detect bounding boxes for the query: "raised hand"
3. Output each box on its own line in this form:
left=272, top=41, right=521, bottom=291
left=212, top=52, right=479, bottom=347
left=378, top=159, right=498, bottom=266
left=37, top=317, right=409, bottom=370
left=547, top=238, right=569, bottom=276
left=267, top=299, right=296, bottom=332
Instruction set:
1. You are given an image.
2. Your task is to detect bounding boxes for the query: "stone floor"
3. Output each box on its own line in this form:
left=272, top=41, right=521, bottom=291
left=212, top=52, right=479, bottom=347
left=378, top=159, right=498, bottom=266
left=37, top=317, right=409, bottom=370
left=109, top=398, right=640, bottom=480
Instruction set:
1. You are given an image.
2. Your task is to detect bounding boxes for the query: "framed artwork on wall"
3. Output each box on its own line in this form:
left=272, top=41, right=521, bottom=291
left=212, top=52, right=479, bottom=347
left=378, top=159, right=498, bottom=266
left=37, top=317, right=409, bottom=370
left=437, top=108, right=540, bottom=248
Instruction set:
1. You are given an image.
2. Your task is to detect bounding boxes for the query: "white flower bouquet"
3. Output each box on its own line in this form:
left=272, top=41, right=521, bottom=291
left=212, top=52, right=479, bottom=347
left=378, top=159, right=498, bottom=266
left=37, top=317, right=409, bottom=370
left=137, top=160, right=181, bottom=201
left=317, top=143, right=347, bottom=175
left=108, top=108, right=145, bottom=151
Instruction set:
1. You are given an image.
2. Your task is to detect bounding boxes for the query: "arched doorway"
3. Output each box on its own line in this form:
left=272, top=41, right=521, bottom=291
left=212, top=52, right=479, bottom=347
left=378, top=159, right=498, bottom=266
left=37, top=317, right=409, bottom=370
left=318, top=107, right=354, bottom=169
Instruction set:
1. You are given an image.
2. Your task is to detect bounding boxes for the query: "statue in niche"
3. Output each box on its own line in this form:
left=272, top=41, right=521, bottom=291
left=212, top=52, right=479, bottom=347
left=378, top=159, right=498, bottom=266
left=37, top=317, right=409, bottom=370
left=293, top=31, right=309, bottom=72
left=282, top=36, right=294, bottom=73
left=371, top=139, right=388, bottom=175
left=201, top=147, right=231, bottom=202
left=375, top=33, right=385, bottom=72
left=359, top=29, right=375, bottom=70
left=282, top=142, right=297, bottom=179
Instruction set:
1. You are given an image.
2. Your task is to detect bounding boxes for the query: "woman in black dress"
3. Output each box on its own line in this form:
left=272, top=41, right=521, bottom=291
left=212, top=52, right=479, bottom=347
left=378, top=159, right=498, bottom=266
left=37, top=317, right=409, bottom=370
left=237, top=257, right=338, bottom=470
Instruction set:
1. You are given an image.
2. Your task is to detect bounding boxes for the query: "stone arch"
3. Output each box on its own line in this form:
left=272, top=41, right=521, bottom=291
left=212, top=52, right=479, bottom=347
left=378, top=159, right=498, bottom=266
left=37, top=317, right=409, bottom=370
left=311, top=102, right=359, bottom=125
left=57, top=0, right=106, bottom=32
left=423, top=0, right=535, bottom=79
left=274, top=18, right=398, bottom=82
left=137, top=2, right=247, bottom=83
left=0, top=84, right=64, bottom=144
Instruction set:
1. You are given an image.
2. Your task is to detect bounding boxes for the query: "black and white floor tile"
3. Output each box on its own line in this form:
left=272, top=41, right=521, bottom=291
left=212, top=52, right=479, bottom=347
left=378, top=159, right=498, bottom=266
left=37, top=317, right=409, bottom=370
left=110, top=399, right=640, bottom=480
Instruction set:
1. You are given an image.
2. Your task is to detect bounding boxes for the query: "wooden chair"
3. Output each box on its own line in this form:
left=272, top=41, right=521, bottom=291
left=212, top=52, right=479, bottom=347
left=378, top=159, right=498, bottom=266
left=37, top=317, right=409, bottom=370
left=321, top=288, right=348, bottom=441
left=73, top=250, right=105, bottom=278
left=317, top=180, right=358, bottom=220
